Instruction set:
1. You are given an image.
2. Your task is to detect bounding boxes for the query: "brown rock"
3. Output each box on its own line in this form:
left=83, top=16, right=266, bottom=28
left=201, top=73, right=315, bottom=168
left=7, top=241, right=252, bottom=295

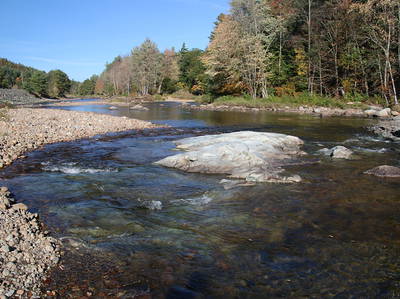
left=364, top=165, right=400, bottom=178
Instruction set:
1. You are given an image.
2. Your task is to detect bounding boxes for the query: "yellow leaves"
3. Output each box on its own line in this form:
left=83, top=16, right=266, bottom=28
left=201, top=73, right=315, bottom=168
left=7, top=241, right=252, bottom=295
left=294, top=48, right=307, bottom=77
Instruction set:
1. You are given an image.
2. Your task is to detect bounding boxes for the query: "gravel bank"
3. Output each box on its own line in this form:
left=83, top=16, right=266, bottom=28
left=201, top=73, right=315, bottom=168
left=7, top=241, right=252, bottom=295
left=0, top=89, right=45, bottom=106
left=0, top=187, right=60, bottom=298
left=0, top=108, right=162, bottom=297
left=0, top=108, right=161, bottom=168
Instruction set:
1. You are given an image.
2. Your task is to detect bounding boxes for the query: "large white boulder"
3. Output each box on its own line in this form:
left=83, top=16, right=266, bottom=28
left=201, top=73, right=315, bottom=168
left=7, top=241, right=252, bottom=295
left=155, top=131, right=305, bottom=183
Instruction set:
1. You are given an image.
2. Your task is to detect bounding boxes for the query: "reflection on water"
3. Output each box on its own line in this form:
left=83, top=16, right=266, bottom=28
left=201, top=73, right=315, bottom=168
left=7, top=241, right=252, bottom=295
left=2, top=101, right=400, bottom=297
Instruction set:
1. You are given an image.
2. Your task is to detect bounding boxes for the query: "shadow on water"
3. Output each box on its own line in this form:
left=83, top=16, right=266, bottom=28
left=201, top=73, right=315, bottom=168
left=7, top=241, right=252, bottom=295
left=2, top=101, right=400, bottom=297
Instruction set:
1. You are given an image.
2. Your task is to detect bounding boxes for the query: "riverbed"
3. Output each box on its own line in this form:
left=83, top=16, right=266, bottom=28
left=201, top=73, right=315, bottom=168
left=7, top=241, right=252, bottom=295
left=1, top=101, right=400, bottom=297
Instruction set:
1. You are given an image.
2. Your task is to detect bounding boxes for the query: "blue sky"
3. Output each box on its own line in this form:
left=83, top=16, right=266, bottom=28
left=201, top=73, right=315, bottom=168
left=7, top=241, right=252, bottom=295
left=0, top=0, right=229, bottom=81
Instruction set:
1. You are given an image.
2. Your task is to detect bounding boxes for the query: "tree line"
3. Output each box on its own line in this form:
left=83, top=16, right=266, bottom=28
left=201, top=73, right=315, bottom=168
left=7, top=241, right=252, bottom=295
left=91, top=0, right=399, bottom=105
left=0, top=58, right=73, bottom=98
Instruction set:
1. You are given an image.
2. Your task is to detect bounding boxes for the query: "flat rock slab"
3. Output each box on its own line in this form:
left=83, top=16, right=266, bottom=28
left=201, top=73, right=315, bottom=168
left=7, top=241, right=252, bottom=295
left=155, top=131, right=304, bottom=183
left=364, top=165, right=400, bottom=178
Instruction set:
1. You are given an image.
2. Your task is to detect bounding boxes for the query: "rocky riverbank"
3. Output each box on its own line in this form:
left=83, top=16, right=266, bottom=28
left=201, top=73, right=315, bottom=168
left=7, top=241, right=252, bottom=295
left=0, top=187, right=60, bottom=298
left=0, top=107, right=161, bottom=297
left=0, top=108, right=161, bottom=168
left=187, top=103, right=367, bottom=117
left=187, top=102, right=400, bottom=119
left=0, top=89, right=45, bottom=106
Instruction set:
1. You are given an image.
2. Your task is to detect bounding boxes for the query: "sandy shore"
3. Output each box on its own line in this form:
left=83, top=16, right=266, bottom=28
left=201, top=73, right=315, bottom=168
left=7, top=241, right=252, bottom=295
left=0, top=107, right=162, bottom=297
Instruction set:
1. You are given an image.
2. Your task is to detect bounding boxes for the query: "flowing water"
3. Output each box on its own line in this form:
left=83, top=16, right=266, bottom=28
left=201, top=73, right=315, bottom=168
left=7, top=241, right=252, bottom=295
left=1, top=101, right=400, bottom=298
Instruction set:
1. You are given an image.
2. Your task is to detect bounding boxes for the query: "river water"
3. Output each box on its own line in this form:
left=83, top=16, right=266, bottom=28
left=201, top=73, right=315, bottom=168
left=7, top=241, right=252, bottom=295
left=1, top=101, right=400, bottom=298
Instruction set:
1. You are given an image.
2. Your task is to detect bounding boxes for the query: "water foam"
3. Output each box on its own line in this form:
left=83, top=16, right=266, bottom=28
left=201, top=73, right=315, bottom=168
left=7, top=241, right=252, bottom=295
left=42, top=162, right=117, bottom=174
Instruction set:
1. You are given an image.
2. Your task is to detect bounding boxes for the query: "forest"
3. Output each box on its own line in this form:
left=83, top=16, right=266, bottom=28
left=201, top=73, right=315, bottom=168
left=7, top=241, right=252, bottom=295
left=1, top=0, right=399, bottom=106
left=93, top=0, right=400, bottom=106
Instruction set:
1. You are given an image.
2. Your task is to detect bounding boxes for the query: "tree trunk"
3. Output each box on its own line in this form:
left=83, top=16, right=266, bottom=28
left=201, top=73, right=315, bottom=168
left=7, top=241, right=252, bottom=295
left=307, top=0, right=312, bottom=94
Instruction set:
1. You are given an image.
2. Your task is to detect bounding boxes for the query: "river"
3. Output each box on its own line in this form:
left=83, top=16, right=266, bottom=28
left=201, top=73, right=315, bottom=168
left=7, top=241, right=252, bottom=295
left=1, top=101, right=399, bottom=298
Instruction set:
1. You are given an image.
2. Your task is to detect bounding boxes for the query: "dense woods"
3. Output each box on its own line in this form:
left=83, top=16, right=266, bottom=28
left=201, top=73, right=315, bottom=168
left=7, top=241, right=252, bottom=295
left=205, top=0, right=400, bottom=104
left=92, top=0, right=399, bottom=106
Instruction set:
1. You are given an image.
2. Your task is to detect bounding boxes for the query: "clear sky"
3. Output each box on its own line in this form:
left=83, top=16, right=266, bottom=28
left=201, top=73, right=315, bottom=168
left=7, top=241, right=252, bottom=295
left=0, top=0, right=229, bottom=82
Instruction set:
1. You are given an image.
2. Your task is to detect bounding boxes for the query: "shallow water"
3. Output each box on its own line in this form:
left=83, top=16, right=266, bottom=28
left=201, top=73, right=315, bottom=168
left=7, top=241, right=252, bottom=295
left=2, top=101, right=400, bottom=297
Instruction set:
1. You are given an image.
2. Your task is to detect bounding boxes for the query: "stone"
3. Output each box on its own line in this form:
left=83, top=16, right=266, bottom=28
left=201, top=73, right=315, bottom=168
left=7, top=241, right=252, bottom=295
left=370, top=117, right=400, bottom=140
left=319, top=146, right=353, bottom=159
left=330, top=146, right=353, bottom=159
left=130, top=104, right=149, bottom=111
left=16, top=290, right=24, bottom=295
left=376, top=108, right=391, bottom=118
left=155, top=131, right=304, bottom=183
left=364, top=165, right=400, bottom=178
left=11, top=203, right=28, bottom=211
left=364, top=109, right=378, bottom=117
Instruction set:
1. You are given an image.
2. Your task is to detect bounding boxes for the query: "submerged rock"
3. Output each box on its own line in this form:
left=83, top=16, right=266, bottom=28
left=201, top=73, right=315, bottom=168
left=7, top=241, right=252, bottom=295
left=130, top=104, right=149, bottom=111
left=364, top=165, right=400, bottom=178
left=155, top=131, right=305, bottom=183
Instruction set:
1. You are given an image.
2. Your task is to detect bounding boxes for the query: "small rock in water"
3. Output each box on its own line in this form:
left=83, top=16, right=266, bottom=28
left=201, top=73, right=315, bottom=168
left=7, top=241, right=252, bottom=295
left=364, top=165, right=400, bottom=178
left=330, top=146, right=353, bottom=159
left=319, top=146, right=353, bottom=159
left=219, top=179, right=256, bottom=190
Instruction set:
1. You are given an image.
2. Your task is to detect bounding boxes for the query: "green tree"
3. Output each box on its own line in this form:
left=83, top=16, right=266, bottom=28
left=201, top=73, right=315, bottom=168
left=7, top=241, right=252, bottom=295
left=79, top=75, right=98, bottom=95
left=179, top=48, right=207, bottom=92
left=24, top=70, right=48, bottom=97
left=47, top=70, right=71, bottom=98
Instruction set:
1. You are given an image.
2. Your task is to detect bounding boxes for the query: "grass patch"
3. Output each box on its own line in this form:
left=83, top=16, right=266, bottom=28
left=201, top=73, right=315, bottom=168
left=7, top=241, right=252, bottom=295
left=169, top=89, right=206, bottom=101
left=212, top=94, right=371, bottom=109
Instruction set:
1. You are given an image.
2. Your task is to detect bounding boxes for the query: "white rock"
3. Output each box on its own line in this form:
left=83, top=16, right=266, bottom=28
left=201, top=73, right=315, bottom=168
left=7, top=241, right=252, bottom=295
left=364, top=109, right=377, bottom=117
left=155, top=131, right=304, bottom=183
left=319, top=146, right=353, bottom=159
left=377, top=108, right=391, bottom=118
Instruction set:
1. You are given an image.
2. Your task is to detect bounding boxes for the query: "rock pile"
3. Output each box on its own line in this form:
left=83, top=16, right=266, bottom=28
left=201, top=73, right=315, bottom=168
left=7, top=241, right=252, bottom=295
left=0, top=89, right=44, bottom=106
left=0, top=187, right=61, bottom=297
left=364, top=107, right=399, bottom=118
left=370, top=116, right=400, bottom=141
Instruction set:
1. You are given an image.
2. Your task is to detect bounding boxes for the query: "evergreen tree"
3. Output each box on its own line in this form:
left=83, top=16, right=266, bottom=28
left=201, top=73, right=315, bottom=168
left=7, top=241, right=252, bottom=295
left=47, top=70, right=71, bottom=98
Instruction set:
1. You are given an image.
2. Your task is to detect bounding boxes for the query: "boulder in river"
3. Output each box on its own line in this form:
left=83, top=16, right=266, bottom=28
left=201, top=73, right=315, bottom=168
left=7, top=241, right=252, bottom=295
left=364, top=108, right=392, bottom=118
left=130, top=104, right=149, bottom=111
left=319, top=146, right=353, bottom=159
left=370, top=116, right=400, bottom=141
left=155, top=131, right=305, bottom=183
left=364, top=165, right=400, bottom=178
